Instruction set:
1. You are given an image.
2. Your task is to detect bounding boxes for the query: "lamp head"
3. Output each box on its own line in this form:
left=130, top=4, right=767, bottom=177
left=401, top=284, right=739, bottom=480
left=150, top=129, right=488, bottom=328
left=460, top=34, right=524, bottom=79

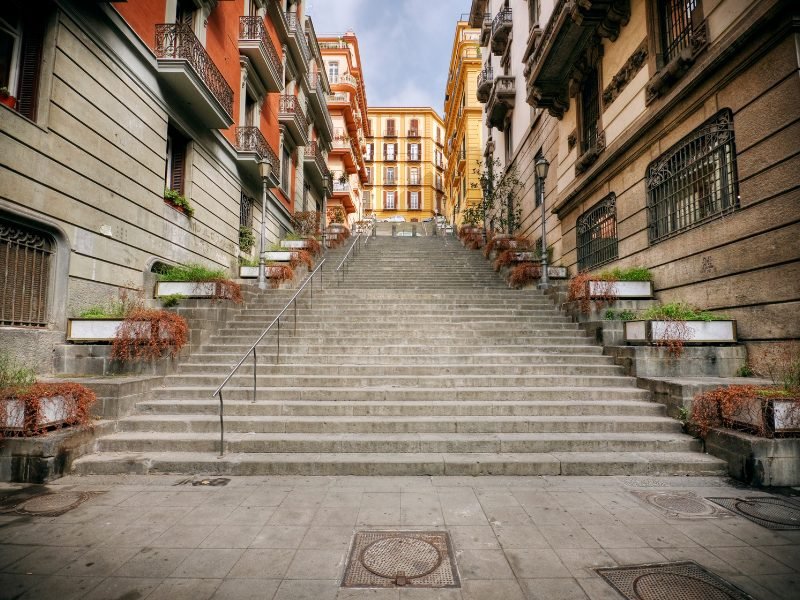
left=535, top=156, right=550, bottom=180
left=259, top=159, right=273, bottom=180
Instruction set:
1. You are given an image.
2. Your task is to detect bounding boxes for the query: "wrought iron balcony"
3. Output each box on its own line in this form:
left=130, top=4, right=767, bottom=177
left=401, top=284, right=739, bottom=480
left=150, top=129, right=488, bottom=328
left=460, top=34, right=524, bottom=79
left=239, top=17, right=283, bottom=93
left=235, top=126, right=279, bottom=182
left=480, top=13, right=492, bottom=46
left=285, top=12, right=310, bottom=71
left=477, top=65, right=494, bottom=103
left=486, top=75, right=516, bottom=131
left=155, top=23, right=234, bottom=128
left=491, top=8, right=513, bottom=56
left=279, top=95, right=309, bottom=146
left=408, top=129, right=420, bottom=138
left=307, top=73, right=334, bottom=142
left=303, top=141, right=331, bottom=191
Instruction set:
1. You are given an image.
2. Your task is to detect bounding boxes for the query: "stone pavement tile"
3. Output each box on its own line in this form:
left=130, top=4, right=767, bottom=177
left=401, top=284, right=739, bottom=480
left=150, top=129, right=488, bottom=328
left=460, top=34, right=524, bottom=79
left=251, top=525, right=308, bottom=549
left=438, top=490, right=487, bottom=526
left=511, top=491, right=555, bottom=509
left=475, top=490, right=522, bottom=510
left=58, top=545, right=141, bottom=577
left=576, top=577, right=625, bottom=600
left=180, top=504, right=237, bottom=525
left=401, top=492, right=444, bottom=526
left=136, top=506, right=189, bottom=528
left=322, top=490, right=363, bottom=508
left=504, top=548, right=571, bottom=579
left=150, top=523, right=215, bottom=548
left=102, top=524, right=167, bottom=547
left=670, top=521, right=748, bottom=547
left=146, top=577, right=222, bottom=600
left=357, top=493, right=402, bottom=526
left=200, top=524, right=261, bottom=548
left=757, top=544, right=800, bottom=570
left=169, top=547, right=244, bottom=578
left=714, top=518, right=796, bottom=546
left=587, top=492, right=641, bottom=510
left=283, top=488, right=328, bottom=509
left=555, top=548, right=617, bottom=578
left=48, top=504, right=120, bottom=525
left=4, top=545, right=88, bottom=575
left=270, top=507, right=320, bottom=526
left=0, top=573, right=37, bottom=600
left=725, top=575, right=785, bottom=600
left=485, top=505, right=535, bottom=526
left=398, top=588, right=462, bottom=599
left=603, top=547, right=667, bottom=565
left=0, top=544, right=36, bottom=570
left=300, top=527, right=354, bottom=549
left=225, top=506, right=278, bottom=526
left=518, top=577, right=590, bottom=600
left=82, top=576, right=163, bottom=600
left=83, top=489, right=139, bottom=506
left=337, top=588, right=400, bottom=599
left=285, top=548, right=347, bottom=580
left=627, top=523, right=700, bottom=548
left=211, top=578, right=280, bottom=600
left=461, top=578, right=525, bottom=599
left=707, top=545, right=796, bottom=575
left=583, top=524, right=648, bottom=548
left=455, top=548, right=516, bottom=579
left=448, top=526, right=500, bottom=550
left=227, top=548, right=295, bottom=578
left=113, top=547, right=192, bottom=578
left=602, top=507, right=666, bottom=525
left=201, top=489, right=253, bottom=508
left=273, top=578, right=339, bottom=600
left=492, top=523, right=549, bottom=549
left=19, top=575, right=102, bottom=599
left=314, top=506, right=361, bottom=527
left=752, top=572, right=800, bottom=600
left=524, top=506, right=581, bottom=527
left=119, top=490, right=176, bottom=507
left=550, top=492, right=604, bottom=510
left=242, top=486, right=293, bottom=507
left=563, top=508, right=618, bottom=527
left=538, top=524, right=601, bottom=549
left=657, top=546, right=741, bottom=576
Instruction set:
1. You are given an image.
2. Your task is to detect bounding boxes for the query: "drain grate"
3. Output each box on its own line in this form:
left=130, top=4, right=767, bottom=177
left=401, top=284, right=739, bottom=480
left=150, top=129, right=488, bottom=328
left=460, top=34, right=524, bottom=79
left=174, top=477, right=230, bottom=487
left=596, top=561, right=756, bottom=600
left=631, top=491, right=730, bottom=520
left=706, top=496, right=800, bottom=530
left=11, top=491, right=100, bottom=517
left=342, top=531, right=459, bottom=589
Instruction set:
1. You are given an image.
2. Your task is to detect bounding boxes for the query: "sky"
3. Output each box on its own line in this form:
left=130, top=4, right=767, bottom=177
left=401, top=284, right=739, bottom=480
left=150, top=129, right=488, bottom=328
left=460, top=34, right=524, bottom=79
left=307, top=0, right=471, bottom=116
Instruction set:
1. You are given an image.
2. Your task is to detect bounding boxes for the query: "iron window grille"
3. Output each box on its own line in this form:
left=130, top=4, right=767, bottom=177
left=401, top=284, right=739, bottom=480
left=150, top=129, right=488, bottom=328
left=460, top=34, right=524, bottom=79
left=240, top=192, right=254, bottom=228
left=577, top=193, right=618, bottom=271
left=1, top=218, right=52, bottom=327
left=580, top=66, right=600, bottom=154
left=646, top=109, right=738, bottom=245
left=661, top=0, right=698, bottom=63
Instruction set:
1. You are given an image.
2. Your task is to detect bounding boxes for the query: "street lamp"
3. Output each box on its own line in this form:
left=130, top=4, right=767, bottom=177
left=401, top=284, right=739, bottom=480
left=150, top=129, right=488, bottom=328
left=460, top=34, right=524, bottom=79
left=257, top=159, right=273, bottom=290
left=535, top=155, right=550, bottom=289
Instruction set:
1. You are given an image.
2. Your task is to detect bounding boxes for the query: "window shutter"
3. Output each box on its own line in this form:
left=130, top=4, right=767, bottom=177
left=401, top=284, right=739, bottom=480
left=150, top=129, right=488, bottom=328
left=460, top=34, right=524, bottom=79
left=171, top=140, right=187, bottom=195
left=16, top=20, right=45, bottom=121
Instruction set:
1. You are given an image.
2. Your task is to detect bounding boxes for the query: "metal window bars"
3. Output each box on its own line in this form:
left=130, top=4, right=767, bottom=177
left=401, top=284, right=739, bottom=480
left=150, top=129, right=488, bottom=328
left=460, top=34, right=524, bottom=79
left=577, top=193, right=618, bottom=271
left=661, top=0, right=698, bottom=63
left=0, top=220, right=53, bottom=327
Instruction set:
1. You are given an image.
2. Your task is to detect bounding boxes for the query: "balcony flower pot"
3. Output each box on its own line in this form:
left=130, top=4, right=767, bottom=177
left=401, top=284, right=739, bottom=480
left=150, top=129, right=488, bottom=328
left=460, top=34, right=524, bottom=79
left=589, top=280, right=653, bottom=298
left=0, top=95, right=16, bottom=109
left=623, top=319, right=737, bottom=344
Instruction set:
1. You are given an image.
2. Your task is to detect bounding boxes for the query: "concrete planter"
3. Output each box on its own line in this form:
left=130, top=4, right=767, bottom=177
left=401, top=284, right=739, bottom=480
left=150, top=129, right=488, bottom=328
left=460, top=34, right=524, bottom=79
left=240, top=266, right=291, bottom=279
left=155, top=281, right=217, bottom=298
left=2, top=395, right=69, bottom=431
left=589, top=280, right=653, bottom=298
left=624, top=320, right=737, bottom=344
left=264, top=251, right=295, bottom=262
left=706, top=428, right=800, bottom=486
left=723, top=395, right=800, bottom=435
left=280, top=240, right=311, bottom=249
left=67, top=318, right=125, bottom=342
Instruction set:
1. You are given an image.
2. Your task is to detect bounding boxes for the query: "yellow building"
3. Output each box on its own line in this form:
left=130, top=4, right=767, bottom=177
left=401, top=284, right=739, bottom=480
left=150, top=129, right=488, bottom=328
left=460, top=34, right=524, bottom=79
left=443, top=20, right=484, bottom=226
left=365, top=108, right=446, bottom=222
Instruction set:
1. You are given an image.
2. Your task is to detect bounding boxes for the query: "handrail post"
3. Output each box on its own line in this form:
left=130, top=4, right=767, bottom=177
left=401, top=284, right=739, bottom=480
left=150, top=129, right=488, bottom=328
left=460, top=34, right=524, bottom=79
left=276, top=318, right=281, bottom=365
left=252, top=348, right=257, bottom=404
left=218, top=390, right=224, bottom=458
left=294, top=298, right=297, bottom=335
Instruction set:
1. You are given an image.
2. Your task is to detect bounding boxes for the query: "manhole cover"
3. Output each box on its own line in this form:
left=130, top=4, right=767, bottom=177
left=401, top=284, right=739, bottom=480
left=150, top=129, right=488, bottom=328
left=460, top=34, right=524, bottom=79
left=621, top=478, right=669, bottom=488
left=631, top=491, right=729, bottom=519
left=14, top=492, right=98, bottom=516
left=597, top=561, right=756, bottom=600
left=342, top=531, right=459, bottom=589
left=174, top=477, right=230, bottom=487
left=707, top=496, right=800, bottom=530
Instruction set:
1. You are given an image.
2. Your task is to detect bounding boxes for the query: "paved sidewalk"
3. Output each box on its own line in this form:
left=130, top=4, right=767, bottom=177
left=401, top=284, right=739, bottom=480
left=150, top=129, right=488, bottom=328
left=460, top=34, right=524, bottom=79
left=0, top=475, right=797, bottom=600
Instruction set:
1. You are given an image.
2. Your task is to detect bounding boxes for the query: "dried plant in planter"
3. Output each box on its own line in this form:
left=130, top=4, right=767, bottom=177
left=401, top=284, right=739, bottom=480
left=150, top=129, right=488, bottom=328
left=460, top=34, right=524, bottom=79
left=111, top=308, right=189, bottom=361
left=291, top=211, right=320, bottom=236
left=289, top=249, right=314, bottom=271
left=493, top=249, right=521, bottom=272
left=641, top=303, right=725, bottom=359
left=303, top=237, right=322, bottom=256
left=483, top=235, right=527, bottom=259
left=567, top=272, right=618, bottom=315
left=267, top=265, right=294, bottom=289
left=1, top=382, right=96, bottom=438
left=508, top=262, right=542, bottom=288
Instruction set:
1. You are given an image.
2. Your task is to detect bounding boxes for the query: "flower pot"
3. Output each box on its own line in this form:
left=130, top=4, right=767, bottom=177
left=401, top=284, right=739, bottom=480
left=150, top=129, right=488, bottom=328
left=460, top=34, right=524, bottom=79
left=624, top=320, right=737, bottom=344
left=1, top=95, right=16, bottom=109
left=2, top=395, right=68, bottom=431
left=155, top=281, right=217, bottom=298
left=589, top=280, right=653, bottom=298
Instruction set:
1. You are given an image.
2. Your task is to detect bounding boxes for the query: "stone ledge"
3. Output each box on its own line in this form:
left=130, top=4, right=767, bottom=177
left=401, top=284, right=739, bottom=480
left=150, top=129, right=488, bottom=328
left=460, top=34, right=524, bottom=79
left=604, top=344, right=747, bottom=378
left=706, top=427, right=800, bottom=487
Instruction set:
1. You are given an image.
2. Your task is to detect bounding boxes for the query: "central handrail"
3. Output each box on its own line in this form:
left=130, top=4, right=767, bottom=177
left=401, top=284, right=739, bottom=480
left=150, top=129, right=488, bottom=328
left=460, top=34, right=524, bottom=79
left=212, top=258, right=326, bottom=457
left=335, top=222, right=374, bottom=284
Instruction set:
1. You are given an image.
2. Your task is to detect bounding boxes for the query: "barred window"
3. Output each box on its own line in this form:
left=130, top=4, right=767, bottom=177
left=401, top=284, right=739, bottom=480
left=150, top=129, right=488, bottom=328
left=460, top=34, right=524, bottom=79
left=240, top=192, right=254, bottom=228
left=661, top=0, right=697, bottom=63
left=646, top=109, right=738, bottom=244
left=580, top=66, right=600, bottom=154
left=577, top=193, right=618, bottom=271
left=1, top=217, right=52, bottom=327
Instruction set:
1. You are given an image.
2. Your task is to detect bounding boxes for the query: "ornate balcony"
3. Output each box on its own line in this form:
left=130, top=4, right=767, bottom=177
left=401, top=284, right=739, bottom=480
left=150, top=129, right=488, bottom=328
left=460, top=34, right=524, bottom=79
left=525, top=0, right=631, bottom=118
left=490, top=8, right=513, bottom=56
left=303, top=141, right=330, bottom=192
left=238, top=17, right=283, bottom=93
left=476, top=65, right=493, bottom=103
left=486, top=75, right=516, bottom=131
left=235, top=126, right=279, bottom=184
left=307, top=73, right=334, bottom=142
left=155, top=23, right=234, bottom=128
left=332, top=136, right=358, bottom=174
left=279, top=95, right=309, bottom=146
left=285, top=11, right=310, bottom=73
left=479, top=13, right=492, bottom=47
left=332, top=72, right=359, bottom=93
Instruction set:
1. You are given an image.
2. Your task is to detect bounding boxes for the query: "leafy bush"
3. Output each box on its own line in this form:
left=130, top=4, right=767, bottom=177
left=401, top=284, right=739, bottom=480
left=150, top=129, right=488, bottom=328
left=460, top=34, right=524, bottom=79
left=157, top=263, right=227, bottom=282
left=164, top=188, right=194, bottom=217
left=160, top=294, right=185, bottom=308
left=266, top=264, right=294, bottom=288
left=239, top=256, right=260, bottom=267
left=327, top=206, right=346, bottom=225
left=77, top=289, right=144, bottom=319
left=641, top=302, right=727, bottom=322
left=239, top=226, right=255, bottom=253
left=508, top=263, right=541, bottom=288
left=598, top=266, right=653, bottom=281
left=604, top=309, right=636, bottom=321
left=568, top=272, right=617, bottom=315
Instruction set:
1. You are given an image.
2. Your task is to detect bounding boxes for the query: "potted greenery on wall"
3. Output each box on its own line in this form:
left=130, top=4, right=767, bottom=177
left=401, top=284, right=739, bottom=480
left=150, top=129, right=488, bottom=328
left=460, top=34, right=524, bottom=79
left=164, top=188, right=194, bottom=217
left=155, top=264, right=242, bottom=303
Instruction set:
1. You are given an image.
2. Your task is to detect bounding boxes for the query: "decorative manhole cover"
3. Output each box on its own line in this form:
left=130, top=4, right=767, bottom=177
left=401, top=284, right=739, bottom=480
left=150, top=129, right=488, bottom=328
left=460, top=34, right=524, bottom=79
left=631, top=491, right=729, bottom=519
left=14, top=492, right=99, bottom=516
left=707, top=496, right=800, bottom=530
left=174, top=477, right=230, bottom=487
left=342, top=531, right=459, bottom=589
left=621, top=478, right=669, bottom=488
left=597, top=561, right=756, bottom=600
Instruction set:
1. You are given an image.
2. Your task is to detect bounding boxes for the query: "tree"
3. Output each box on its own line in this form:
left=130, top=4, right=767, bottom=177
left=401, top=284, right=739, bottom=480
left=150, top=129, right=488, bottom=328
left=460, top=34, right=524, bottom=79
left=471, top=158, right=522, bottom=235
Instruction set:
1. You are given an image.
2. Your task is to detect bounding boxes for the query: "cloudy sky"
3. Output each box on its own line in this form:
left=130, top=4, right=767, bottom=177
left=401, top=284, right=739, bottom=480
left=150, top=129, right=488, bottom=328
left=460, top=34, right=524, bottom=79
left=308, top=0, right=471, bottom=115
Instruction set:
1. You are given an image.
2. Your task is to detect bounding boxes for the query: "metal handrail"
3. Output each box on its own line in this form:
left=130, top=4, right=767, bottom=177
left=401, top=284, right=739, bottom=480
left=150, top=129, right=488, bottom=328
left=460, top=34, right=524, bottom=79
left=212, top=258, right=326, bottom=457
left=335, top=222, right=374, bottom=284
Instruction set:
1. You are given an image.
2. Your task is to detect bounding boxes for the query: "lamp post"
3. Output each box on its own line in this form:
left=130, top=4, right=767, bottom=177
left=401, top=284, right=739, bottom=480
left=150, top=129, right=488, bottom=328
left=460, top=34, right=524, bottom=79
left=535, top=155, right=550, bottom=289
left=257, top=159, right=273, bottom=290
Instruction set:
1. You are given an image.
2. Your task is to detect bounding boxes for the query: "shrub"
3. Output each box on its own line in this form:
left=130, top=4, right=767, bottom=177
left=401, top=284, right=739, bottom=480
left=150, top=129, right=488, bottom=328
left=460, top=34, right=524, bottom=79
left=290, top=249, right=314, bottom=271
left=598, top=266, right=653, bottom=281
left=604, top=309, right=636, bottom=321
left=266, top=264, right=294, bottom=288
left=157, top=263, right=242, bottom=303
left=327, top=206, right=346, bottom=224
left=568, top=272, right=617, bottom=315
left=0, top=352, right=36, bottom=391
left=508, top=263, right=541, bottom=288
left=291, top=211, right=320, bottom=235
left=483, top=235, right=528, bottom=259
left=76, top=288, right=144, bottom=319
left=164, top=188, right=194, bottom=217
left=641, top=302, right=727, bottom=322
left=1, top=382, right=96, bottom=438
left=493, top=249, right=520, bottom=272
left=239, top=226, right=255, bottom=253
left=111, top=308, right=189, bottom=361
left=160, top=293, right=185, bottom=308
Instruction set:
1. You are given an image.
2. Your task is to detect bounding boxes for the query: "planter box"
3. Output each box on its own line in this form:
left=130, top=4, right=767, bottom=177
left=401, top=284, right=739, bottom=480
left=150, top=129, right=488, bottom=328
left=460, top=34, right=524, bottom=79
left=239, top=266, right=292, bottom=279
left=2, top=396, right=69, bottom=431
left=280, top=240, right=311, bottom=249
left=624, top=320, right=737, bottom=344
left=589, top=280, right=653, bottom=298
left=773, top=399, right=800, bottom=433
left=155, top=281, right=217, bottom=298
left=724, top=396, right=800, bottom=435
left=264, top=251, right=295, bottom=262
left=507, top=260, right=567, bottom=279
left=67, top=318, right=125, bottom=342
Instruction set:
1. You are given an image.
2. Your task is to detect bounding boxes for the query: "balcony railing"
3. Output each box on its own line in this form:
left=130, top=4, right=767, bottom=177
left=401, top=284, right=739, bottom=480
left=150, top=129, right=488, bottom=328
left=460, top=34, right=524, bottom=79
left=235, top=126, right=279, bottom=173
left=477, top=65, right=494, bottom=103
left=332, top=181, right=351, bottom=193
left=334, top=72, right=359, bottom=90
left=319, top=40, right=349, bottom=50
left=384, top=129, right=397, bottom=138
left=491, top=8, right=513, bottom=55
left=304, top=141, right=330, bottom=180
left=480, top=12, right=492, bottom=46
left=155, top=23, right=234, bottom=119
left=307, top=72, right=334, bottom=138
left=279, top=95, right=309, bottom=144
left=285, top=11, right=310, bottom=62
left=238, top=17, right=281, bottom=91
left=408, top=129, right=420, bottom=138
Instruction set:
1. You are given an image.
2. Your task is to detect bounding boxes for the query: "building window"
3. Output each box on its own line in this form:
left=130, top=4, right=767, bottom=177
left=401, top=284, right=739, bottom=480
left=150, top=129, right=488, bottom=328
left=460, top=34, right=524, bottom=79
left=385, top=143, right=396, bottom=161
left=409, top=167, right=420, bottom=185
left=0, top=217, right=53, bottom=327
left=240, top=192, right=254, bottom=228
left=365, top=143, right=373, bottom=161
left=364, top=191, right=372, bottom=210
left=385, top=118, right=396, bottom=136
left=504, top=122, right=513, bottom=162
left=385, top=166, right=395, bottom=185
left=0, top=6, right=46, bottom=121
left=409, top=118, right=419, bottom=136
left=647, top=109, right=738, bottom=244
left=409, top=191, right=420, bottom=210
left=365, top=166, right=371, bottom=184
left=385, top=191, right=396, bottom=210
left=409, top=143, right=420, bottom=161
left=579, top=66, right=600, bottom=154
left=577, top=193, right=618, bottom=271
left=281, top=145, right=292, bottom=193
left=528, top=0, right=540, bottom=26
left=660, top=0, right=699, bottom=63
left=327, top=61, right=339, bottom=83
left=165, top=126, right=188, bottom=195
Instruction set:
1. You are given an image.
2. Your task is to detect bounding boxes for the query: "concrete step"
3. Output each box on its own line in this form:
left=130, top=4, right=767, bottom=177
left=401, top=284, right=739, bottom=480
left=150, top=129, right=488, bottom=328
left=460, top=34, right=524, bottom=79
left=195, top=343, right=597, bottom=355
left=175, top=363, right=626, bottom=376
left=183, top=352, right=614, bottom=365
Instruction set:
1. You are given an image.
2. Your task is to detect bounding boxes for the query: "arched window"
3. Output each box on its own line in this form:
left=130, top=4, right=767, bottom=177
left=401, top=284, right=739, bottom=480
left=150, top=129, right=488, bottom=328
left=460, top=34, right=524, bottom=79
left=0, top=217, right=53, bottom=327
left=577, top=194, right=618, bottom=271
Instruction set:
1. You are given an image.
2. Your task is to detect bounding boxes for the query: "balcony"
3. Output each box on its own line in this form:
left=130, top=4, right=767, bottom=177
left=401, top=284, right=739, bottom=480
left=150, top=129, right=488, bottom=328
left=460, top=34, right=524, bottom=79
left=285, top=11, right=310, bottom=72
left=332, top=136, right=358, bottom=174
left=491, top=8, right=513, bottom=56
left=307, top=73, right=334, bottom=142
left=383, top=151, right=397, bottom=162
left=279, top=95, right=309, bottom=146
left=234, top=126, right=279, bottom=184
left=525, top=0, right=631, bottom=118
left=384, top=129, right=397, bottom=138
left=303, top=141, right=330, bottom=191
left=408, top=129, right=420, bottom=138
left=477, top=65, right=494, bottom=103
left=238, top=17, right=283, bottom=93
left=332, top=72, right=359, bottom=93
left=155, top=23, right=234, bottom=128
left=480, top=13, right=492, bottom=47
left=486, top=75, right=516, bottom=131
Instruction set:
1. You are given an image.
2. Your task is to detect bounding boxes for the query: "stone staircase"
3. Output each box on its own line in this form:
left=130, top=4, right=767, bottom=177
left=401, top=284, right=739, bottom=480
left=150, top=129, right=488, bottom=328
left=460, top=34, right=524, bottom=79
left=72, top=235, right=725, bottom=476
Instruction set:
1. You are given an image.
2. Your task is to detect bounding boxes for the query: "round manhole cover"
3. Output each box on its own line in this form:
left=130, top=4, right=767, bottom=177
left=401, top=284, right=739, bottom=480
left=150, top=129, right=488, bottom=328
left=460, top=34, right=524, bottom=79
left=633, top=573, right=737, bottom=600
left=650, top=494, right=715, bottom=515
left=361, top=537, right=442, bottom=580
left=17, top=492, right=86, bottom=515
left=734, top=498, right=800, bottom=527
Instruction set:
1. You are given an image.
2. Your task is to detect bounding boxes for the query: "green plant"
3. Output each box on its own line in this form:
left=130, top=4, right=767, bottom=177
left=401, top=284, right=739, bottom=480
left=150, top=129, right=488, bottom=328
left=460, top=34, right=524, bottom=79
left=157, top=263, right=227, bottom=282
left=737, top=365, right=754, bottom=378
left=239, top=226, right=255, bottom=253
left=641, top=302, right=727, bottom=322
left=239, top=256, right=260, bottom=267
left=471, top=158, right=522, bottom=234
left=0, top=352, right=36, bottom=392
left=164, top=188, right=195, bottom=217
left=160, top=293, right=185, bottom=308
left=604, top=309, right=636, bottom=321
left=285, top=232, right=303, bottom=241
left=599, top=266, right=653, bottom=281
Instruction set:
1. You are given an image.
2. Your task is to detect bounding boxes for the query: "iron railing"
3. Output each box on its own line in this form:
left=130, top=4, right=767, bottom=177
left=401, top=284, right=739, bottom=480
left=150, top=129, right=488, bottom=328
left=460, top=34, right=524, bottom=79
left=577, top=193, right=618, bottom=271
left=492, top=8, right=513, bottom=36
left=155, top=23, right=233, bottom=118
left=238, top=16, right=281, bottom=76
left=305, top=141, right=331, bottom=181
left=235, top=126, right=279, bottom=173
left=212, top=259, right=326, bottom=457
left=279, top=95, right=308, bottom=135
left=0, top=219, right=52, bottom=327
left=285, top=11, right=310, bottom=62
left=661, top=0, right=696, bottom=62
left=335, top=224, right=373, bottom=284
